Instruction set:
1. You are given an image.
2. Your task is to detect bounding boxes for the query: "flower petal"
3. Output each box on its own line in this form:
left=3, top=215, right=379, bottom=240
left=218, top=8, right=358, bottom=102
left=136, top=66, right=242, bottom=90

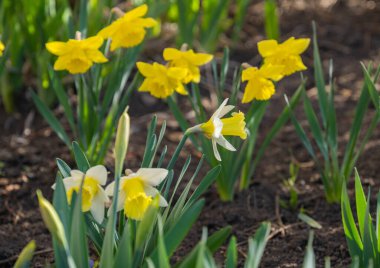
left=136, top=62, right=155, bottom=77
left=107, top=191, right=126, bottom=217
left=81, top=36, right=104, bottom=49
left=215, top=135, right=236, bottom=151
left=124, top=4, right=148, bottom=21
left=163, top=48, right=182, bottom=61
left=86, top=165, right=107, bottom=185
left=218, top=105, right=235, bottom=118
left=46, top=42, right=69, bottom=56
left=212, top=139, right=221, bottom=161
left=211, top=98, right=229, bottom=119
left=144, top=185, right=168, bottom=207
left=136, top=168, right=168, bottom=186
left=62, top=177, right=81, bottom=190
left=257, top=39, right=278, bottom=58
left=90, top=193, right=105, bottom=223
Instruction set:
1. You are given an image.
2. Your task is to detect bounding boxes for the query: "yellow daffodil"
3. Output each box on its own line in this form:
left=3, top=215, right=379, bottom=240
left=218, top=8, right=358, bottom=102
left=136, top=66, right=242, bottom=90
left=187, top=99, right=247, bottom=161
left=136, top=61, right=187, bottom=98
left=0, top=41, right=4, bottom=56
left=258, top=37, right=310, bottom=76
left=98, top=4, right=156, bottom=51
left=163, top=48, right=213, bottom=84
left=46, top=35, right=108, bottom=74
left=105, top=168, right=168, bottom=220
left=241, top=64, right=284, bottom=103
left=52, top=165, right=109, bottom=223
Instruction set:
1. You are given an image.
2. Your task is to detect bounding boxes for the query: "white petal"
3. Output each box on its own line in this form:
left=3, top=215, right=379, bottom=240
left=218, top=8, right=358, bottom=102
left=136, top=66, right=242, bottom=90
left=62, top=177, right=81, bottom=190
left=211, top=98, right=229, bottom=119
left=212, top=118, right=223, bottom=139
left=116, top=191, right=126, bottom=212
left=215, top=135, right=236, bottom=151
left=70, top=170, right=84, bottom=179
left=107, top=191, right=126, bottom=217
left=218, top=105, right=235, bottom=118
left=105, top=181, right=115, bottom=196
left=212, top=139, right=221, bottom=161
left=136, top=168, right=168, bottom=186
left=98, top=185, right=110, bottom=203
left=90, top=193, right=105, bottom=223
left=144, top=185, right=168, bottom=207
left=86, top=165, right=107, bottom=185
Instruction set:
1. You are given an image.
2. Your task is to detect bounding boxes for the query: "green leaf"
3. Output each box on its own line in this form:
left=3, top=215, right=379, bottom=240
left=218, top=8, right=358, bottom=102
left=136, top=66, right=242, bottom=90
left=72, top=141, right=90, bottom=172
left=150, top=199, right=205, bottom=261
left=114, top=220, right=133, bottom=268
left=157, top=216, right=170, bottom=268
left=354, top=170, right=368, bottom=238
left=14, top=240, right=36, bottom=268
left=187, top=165, right=220, bottom=207
left=48, top=66, right=76, bottom=134
left=69, top=189, right=89, bottom=268
left=303, top=92, right=328, bottom=160
left=31, top=90, right=71, bottom=148
left=244, top=222, right=271, bottom=268
left=264, top=0, right=279, bottom=40
left=56, top=158, right=72, bottom=178
left=226, top=236, right=237, bottom=268
left=298, top=212, right=322, bottom=229
left=341, top=181, right=363, bottom=260
left=302, top=231, right=315, bottom=268
left=362, top=192, right=376, bottom=267
left=312, top=22, right=328, bottom=127
left=206, top=226, right=231, bottom=253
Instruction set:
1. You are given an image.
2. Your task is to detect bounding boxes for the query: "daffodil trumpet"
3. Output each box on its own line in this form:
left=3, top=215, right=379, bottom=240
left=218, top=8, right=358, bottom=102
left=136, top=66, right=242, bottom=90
left=105, top=168, right=168, bottom=221
left=186, top=99, right=247, bottom=161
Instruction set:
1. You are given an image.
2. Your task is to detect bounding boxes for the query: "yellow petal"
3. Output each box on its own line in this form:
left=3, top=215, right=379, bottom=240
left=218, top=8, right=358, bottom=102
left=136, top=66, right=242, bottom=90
left=138, top=79, right=151, bottom=92
left=136, top=62, right=155, bottom=77
left=46, top=41, right=69, bottom=56
left=259, top=63, right=284, bottom=81
left=163, top=48, right=182, bottom=61
left=257, top=39, right=278, bottom=57
left=175, top=82, right=188, bottom=95
left=124, top=4, right=148, bottom=21
left=283, top=37, right=310, bottom=54
left=187, top=52, right=213, bottom=66
left=53, top=56, right=70, bottom=70
left=81, top=35, right=104, bottom=49
left=97, top=21, right=120, bottom=38
left=137, top=17, right=157, bottom=28
left=241, top=67, right=258, bottom=82
left=86, top=49, right=108, bottom=63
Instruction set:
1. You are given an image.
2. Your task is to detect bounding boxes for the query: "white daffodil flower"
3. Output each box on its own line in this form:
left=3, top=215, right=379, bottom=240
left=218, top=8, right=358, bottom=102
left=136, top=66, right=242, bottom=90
left=52, top=165, right=109, bottom=223
left=105, top=168, right=168, bottom=220
left=187, top=98, right=247, bottom=161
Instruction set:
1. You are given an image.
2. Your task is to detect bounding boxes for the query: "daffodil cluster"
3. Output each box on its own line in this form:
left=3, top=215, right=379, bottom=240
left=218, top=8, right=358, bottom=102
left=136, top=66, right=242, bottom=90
left=53, top=165, right=168, bottom=222
left=137, top=47, right=213, bottom=98
left=46, top=4, right=156, bottom=74
left=242, top=37, right=310, bottom=103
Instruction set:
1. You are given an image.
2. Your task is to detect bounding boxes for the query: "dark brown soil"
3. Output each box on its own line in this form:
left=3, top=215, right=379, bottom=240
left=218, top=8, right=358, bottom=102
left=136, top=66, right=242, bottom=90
left=1, top=0, right=380, bottom=267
